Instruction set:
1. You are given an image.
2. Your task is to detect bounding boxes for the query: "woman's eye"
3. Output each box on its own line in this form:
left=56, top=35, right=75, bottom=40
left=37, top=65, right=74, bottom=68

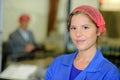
left=70, top=26, right=76, bottom=30
left=82, top=25, right=89, bottom=29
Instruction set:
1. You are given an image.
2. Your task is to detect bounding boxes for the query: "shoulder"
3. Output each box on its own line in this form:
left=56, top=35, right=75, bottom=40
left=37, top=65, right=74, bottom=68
left=46, top=52, right=75, bottom=77
left=101, top=58, right=120, bottom=78
left=9, top=29, right=19, bottom=38
left=27, top=30, right=33, bottom=36
left=52, top=53, right=74, bottom=65
left=48, top=51, right=76, bottom=69
left=102, top=58, right=119, bottom=71
left=27, top=30, right=32, bottom=33
left=97, top=49, right=119, bottom=73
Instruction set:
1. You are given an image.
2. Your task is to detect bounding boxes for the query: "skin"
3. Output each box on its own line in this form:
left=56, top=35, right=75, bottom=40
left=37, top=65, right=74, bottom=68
left=69, top=13, right=100, bottom=70
left=19, top=21, right=29, bottom=31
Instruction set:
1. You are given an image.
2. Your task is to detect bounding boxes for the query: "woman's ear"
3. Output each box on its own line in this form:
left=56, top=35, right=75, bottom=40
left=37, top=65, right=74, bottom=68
left=97, top=27, right=103, bottom=36
left=97, top=31, right=100, bottom=36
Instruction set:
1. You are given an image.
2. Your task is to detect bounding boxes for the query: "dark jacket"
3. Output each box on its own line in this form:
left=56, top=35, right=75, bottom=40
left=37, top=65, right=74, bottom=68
left=9, top=29, right=38, bottom=55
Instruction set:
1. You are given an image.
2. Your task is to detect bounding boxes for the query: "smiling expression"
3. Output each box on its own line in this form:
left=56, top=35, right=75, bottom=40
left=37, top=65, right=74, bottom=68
left=69, top=13, right=100, bottom=52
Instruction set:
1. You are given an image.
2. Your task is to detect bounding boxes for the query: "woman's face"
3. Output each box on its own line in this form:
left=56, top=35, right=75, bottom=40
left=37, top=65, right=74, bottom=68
left=70, top=13, right=100, bottom=52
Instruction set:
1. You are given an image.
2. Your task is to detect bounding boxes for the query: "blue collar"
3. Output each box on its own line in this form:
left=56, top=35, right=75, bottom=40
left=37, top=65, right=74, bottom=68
left=61, top=49, right=104, bottom=72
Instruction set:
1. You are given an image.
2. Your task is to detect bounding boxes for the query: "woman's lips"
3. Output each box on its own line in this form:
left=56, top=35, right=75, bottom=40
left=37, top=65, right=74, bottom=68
left=76, top=40, right=85, bottom=44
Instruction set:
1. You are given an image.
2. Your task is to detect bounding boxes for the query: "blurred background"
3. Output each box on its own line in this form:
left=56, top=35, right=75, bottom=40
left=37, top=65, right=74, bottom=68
left=0, top=0, right=120, bottom=80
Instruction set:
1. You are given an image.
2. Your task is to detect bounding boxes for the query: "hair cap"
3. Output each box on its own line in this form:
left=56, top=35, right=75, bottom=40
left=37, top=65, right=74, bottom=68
left=71, top=5, right=106, bottom=35
left=19, top=14, right=30, bottom=23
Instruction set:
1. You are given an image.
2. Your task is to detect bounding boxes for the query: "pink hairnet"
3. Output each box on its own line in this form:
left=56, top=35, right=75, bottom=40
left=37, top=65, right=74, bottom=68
left=70, top=5, right=106, bottom=35
left=19, top=14, right=30, bottom=23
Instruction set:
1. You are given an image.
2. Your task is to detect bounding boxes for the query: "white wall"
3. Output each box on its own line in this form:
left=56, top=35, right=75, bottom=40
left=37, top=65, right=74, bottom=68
left=3, top=0, right=99, bottom=43
left=101, top=0, right=120, bottom=11
left=71, top=0, right=99, bottom=10
left=3, top=0, right=49, bottom=43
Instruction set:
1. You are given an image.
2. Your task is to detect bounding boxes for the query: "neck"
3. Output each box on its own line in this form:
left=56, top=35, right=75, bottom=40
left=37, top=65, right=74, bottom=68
left=19, top=27, right=27, bottom=32
left=75, top=47, right=97, bottom=62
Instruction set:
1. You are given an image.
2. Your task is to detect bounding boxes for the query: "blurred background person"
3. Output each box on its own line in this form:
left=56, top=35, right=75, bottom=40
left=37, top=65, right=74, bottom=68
left=9, top=14, right=41, bottom=61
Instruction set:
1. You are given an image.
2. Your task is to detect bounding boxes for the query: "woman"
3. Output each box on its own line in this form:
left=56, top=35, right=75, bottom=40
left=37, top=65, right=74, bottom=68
left=45, top=5, right=120, bottom=80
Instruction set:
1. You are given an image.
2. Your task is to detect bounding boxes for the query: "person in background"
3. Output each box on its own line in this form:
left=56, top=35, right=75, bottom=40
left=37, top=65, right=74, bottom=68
left=45, top=5, right=120, bottom=80
left=9, top=14, right=40, bottom=61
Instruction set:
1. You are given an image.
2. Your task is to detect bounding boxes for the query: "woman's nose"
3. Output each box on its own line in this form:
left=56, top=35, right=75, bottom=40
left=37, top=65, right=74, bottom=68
left=76, top=29, right=82, bottom=37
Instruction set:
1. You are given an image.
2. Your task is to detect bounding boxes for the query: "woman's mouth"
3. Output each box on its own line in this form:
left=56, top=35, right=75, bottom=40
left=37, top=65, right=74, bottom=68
left=76, top=40, right=85, bottom=44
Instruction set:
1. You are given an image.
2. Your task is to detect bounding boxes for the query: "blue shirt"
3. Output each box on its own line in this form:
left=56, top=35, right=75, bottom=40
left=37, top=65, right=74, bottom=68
left=45, top=49, right=120, bottom=80
left=69, top=64, right=82, bottom=80
left=19, top=28, right=29, bottom=41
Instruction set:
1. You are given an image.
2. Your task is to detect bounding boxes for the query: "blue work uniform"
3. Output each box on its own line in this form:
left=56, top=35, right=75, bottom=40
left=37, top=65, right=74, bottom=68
left=45, top=49, right=120, bottom=80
